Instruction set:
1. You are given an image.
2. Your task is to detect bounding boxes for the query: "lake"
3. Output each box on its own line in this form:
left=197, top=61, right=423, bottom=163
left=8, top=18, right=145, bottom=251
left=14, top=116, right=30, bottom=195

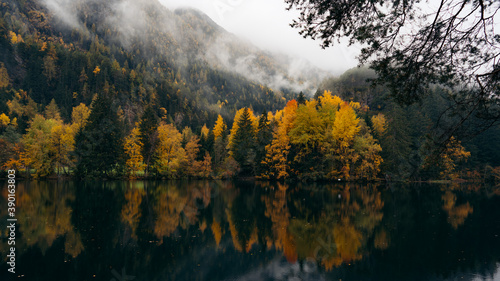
left=1, top=180, right=499, bottom=281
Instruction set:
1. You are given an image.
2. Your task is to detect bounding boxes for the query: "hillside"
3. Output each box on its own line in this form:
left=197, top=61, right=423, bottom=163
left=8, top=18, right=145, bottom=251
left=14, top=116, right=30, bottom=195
left=0, top=0, right=326, bottom=131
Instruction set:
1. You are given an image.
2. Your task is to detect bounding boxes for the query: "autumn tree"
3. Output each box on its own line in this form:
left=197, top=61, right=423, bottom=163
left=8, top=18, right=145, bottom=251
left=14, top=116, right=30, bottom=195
left=184, top=135, right=201, bottom=177
left=71, top=103, right=91, bottom=132
left=286, top=0, right=500, bottom=142
left=0, top=63, right=10, bottom=89
left=289, top=99, right=325, bottom=178
left=124, top=126, right=146, bottom=177
left=44, top=99, right=62, bottom=121
left=154, top=123, right=186, bottom=178
left=213, top=114, right=226, bottom=142
left=332, top=102, right=361, bottom=179
left=50, top=123, right=75, bottom=176
left=263, top=100, right=297, bottom=180
left=424, top=136, right=471, bottom=180
left=213, top=115, right=228, bottom=171
left=21, top=115, right=59, bottom=178
left=352, top=132, right=383, bottom=180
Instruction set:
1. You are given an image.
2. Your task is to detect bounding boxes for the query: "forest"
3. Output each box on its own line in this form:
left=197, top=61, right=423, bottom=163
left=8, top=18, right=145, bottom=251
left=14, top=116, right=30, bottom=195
left=1, top=0, right=500, bottom=182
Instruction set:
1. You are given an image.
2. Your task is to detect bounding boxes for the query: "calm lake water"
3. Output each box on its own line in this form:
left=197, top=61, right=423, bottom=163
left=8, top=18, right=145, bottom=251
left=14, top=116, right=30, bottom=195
left=1, top=180, right=499, bottom=281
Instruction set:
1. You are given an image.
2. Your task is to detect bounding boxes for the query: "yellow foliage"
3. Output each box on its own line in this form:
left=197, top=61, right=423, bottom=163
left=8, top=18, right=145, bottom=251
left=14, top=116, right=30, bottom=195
left=93, top=66, right=101, bottom=75
left=71, top=103, right=91, bottom=132
left=290, top=99, right=324, bottom=149
left=0, top=63, right=10, bottom=88
left=9, top=31, right=21, bottom=44
left=201, top=124, right=210, bottom=138
left=50, top=123, right=75, bottom=175
left=40, top=42, right=48, bottom=52
left=155, top=123, right=186, bottom=177
left=318, top=92, right=342, bottom=124
left=213, top=114, right=226, bottom=141
left=438, top=137, right=471, bottom=180
left=330, top=102, right=361, bottom=179
left=371, top=113, right=388, bottom=136
left=442, top=191, right=473, bottom=229
left=263, top=100, right=297, bottom=179
left=0, top=113, right=10, bottom=127
left=125, top=127, right=146, bottom=177
left=320, top=91, right=343, bottom=108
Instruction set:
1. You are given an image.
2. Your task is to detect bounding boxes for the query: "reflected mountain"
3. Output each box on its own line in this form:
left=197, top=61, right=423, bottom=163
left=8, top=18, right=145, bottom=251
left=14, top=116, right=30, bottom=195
left=0, top=180, right=499, bottom=281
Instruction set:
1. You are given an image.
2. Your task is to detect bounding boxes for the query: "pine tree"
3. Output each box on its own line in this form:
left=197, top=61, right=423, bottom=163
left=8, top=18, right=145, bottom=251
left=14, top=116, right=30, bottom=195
left=75, top=93, right=124, bottom=177
left=297, top=92, right=306, bottom=105
left=255, top=111, right=272, bottom=176
left=139, top=106, right=158, bottom=176
left=231, top=108, right=256, bottom=175
left=44, top=99, right=62, bottom=121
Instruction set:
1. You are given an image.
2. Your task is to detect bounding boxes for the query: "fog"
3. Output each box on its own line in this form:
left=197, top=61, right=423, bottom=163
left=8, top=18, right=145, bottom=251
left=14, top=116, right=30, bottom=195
left=159, top=0, right=359, bottom=75
left=39, top=0, right=345, bottom=94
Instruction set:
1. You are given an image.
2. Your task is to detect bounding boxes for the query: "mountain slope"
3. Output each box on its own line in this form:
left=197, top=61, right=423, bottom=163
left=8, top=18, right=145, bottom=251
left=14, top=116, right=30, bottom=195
left=0, top=0, right=325, bottom=131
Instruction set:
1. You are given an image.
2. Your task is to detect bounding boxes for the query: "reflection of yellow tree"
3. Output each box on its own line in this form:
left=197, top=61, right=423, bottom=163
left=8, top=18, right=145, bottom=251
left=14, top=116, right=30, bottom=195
left=288, top=185, right=385, bottom=271
left=211, top=221, right=223, bottom=247
left=121, top=188, right=144, bottom=239
left=14, top=182, right=83, bottom=258
left=326, top=186, right=384, bottom=269
left=154, top=183, right=214, bottom=242
left=442, top=191, right=473, bottom=229
left=263, top=189, right=297, bottom=263
left=226, top=210, right=243, bottom=252
left=154, top=188, right=187, bottom=242
left=323, top=219, right=363, bottom=270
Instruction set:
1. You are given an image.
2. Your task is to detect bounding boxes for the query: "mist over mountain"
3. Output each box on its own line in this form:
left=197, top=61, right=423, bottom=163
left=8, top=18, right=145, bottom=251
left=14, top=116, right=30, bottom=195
left=39, top=0, right=327, bottom=94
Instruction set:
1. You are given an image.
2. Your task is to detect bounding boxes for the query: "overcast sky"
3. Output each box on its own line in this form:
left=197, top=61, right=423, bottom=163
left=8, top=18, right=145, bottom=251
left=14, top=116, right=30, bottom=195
left=158, top=0, right=359, bottom=74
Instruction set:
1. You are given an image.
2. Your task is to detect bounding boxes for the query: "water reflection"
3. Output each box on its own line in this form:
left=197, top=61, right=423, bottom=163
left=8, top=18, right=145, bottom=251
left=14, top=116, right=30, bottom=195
left=0, top=180, right=499, bottom=281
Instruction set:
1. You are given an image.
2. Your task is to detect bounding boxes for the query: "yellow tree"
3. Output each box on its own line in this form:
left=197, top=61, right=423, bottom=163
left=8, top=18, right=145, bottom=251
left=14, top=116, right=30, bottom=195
left=71, top=103, right=91, bottom=132
left=0, top=113, right=10, bottom=128
left=332, top=102, right=360, bottom=179
left=289, top=99, right=330, bottom=178
left=290, top=100, right=324, bottom=149
left=50, top=124, right=75, bottom=176
left=21, top=115, right=59, bottom=178
left=154, top=123, right=186, bottom=178
left=44, top=99, right=62, bottom=121
left=0, top=63, right=10, bottom=89
left=371, top=113, right=388, bottom=137
left=263, top=100, right=297, bottom=179
left=124, top=126, right=146, bottom=178
left=352, top=133, right=383, bottom=180
left=200, top=124, right=210, bottom=139
left=319, top=91, right=343, bottom=124
left=438, top=137, right=471, bottom=180
left=213, top=114, right=226, bottom=141
left=184, top=135, right=201, bottom=177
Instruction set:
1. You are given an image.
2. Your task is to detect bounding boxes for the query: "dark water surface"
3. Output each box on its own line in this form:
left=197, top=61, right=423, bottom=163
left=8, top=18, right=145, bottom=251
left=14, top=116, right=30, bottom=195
left=1, top=180, right=499, bottom=281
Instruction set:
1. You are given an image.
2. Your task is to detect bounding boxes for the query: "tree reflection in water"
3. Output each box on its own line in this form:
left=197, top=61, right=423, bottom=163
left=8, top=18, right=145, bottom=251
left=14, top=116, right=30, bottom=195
left=0, top=180, right=499, bottom=281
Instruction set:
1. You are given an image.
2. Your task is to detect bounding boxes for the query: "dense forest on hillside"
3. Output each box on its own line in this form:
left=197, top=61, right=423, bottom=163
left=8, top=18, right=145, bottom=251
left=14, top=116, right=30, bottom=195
left=0, top=0, right=499, bottom=182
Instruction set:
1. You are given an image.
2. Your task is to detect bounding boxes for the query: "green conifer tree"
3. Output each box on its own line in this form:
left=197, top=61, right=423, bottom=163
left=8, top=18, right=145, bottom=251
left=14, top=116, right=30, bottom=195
left=75, top=93, right=124, bottom=177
